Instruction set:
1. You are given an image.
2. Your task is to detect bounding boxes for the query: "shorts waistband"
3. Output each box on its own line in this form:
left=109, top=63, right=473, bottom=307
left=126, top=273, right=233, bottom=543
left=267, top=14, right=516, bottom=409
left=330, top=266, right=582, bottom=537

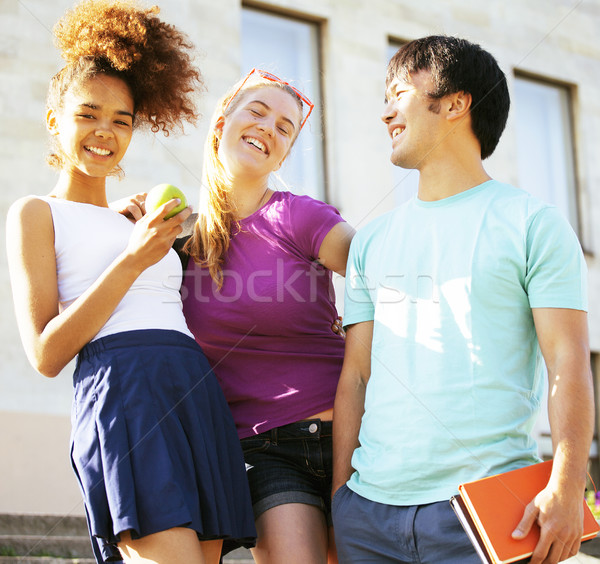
left=79, top=329, right=197, bottom=361
left=249, top=419, right=332, bottom=441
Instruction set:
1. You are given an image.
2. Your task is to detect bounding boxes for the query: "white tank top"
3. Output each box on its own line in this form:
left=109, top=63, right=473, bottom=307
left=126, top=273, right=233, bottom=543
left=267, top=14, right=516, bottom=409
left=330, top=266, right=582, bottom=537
left=39, top=196, right=193, bottom=341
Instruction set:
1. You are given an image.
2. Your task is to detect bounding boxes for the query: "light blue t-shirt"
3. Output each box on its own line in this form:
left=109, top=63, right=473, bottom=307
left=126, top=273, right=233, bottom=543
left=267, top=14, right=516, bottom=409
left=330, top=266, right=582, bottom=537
left=344, top=180, right=587, bottom=506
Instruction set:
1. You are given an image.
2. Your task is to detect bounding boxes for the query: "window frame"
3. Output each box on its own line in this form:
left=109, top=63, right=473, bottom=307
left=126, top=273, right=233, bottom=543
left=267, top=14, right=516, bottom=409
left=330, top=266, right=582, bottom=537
left=241, top=4, right=327, bottom=201
left=513, top=71, right=582, bottom=239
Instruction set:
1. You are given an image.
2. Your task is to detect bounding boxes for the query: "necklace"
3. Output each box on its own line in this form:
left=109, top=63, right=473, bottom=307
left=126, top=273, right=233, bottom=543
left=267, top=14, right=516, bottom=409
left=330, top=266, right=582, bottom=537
left=234, top=186, right=272, bottom=221
left=254, top=186, right=271, bottom=213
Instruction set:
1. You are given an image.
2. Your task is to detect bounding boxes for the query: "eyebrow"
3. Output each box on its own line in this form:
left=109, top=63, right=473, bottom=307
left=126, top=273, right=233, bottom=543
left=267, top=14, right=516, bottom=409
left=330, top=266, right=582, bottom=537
left=384, top=83, right=396, bottom=103
left=247, top=99, right=297, bottom=131
left=384, top=82, right=413, bottom=103
left=78, top=103, right=134, bottom=120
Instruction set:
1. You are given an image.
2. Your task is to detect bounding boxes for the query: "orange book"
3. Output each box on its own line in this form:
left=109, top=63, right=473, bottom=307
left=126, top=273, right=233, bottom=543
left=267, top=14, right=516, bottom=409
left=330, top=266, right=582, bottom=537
left=450, top=460, right=600, bottom=564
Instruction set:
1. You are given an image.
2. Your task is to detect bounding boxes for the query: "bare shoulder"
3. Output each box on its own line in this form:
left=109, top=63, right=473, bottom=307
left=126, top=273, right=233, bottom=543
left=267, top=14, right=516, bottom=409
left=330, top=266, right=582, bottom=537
left=6, top=196, right=53, bottom=235
left=6, top=196, right=55, bottom=257
left=7, top=195, right=51, bottom=220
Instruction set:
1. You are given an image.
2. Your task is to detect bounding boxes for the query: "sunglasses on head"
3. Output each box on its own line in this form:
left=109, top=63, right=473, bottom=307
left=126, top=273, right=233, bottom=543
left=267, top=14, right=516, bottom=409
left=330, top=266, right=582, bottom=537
left=224, top=68, right=314, bottom=130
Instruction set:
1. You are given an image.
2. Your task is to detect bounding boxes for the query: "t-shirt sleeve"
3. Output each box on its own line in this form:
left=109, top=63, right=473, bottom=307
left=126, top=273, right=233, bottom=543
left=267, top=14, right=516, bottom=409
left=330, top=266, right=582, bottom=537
left=289, top=194, right=345, bottom=259
left=343, top=233, right=375, bottom=326
left=525, top=206, right=588, bottom=311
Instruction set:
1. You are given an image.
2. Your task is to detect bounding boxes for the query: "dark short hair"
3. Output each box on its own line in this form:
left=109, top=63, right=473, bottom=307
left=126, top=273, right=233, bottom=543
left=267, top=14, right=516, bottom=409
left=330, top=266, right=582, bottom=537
left=387, top=35, right=510, bottom=159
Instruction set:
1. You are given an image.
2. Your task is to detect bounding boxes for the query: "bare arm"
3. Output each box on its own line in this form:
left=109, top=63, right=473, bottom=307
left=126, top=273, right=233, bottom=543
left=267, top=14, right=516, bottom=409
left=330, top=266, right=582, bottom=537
left=6, top=196, right=190, bottom=378
left=332, top=320, right=373, bottom=495
left=513, top=308, right=594, bottom=564
left=317, top=221, right=355, bottom=276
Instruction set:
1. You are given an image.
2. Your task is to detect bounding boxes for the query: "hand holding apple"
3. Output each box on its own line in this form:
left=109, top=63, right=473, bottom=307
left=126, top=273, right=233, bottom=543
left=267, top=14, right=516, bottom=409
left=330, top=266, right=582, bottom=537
left=145, top=183, right=188, bottom=219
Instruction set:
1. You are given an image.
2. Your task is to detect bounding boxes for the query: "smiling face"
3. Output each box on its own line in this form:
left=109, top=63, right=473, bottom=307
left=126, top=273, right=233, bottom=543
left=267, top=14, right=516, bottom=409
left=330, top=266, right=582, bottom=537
left=215, top=85, right=303, bottom=181
left=46, top=73, right=135, bottom=181
left=382, top=70, right=447, bottom=171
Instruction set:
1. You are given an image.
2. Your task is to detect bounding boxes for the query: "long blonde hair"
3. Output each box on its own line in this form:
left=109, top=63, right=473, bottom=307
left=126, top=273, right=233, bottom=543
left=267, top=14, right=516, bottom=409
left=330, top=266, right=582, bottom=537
left=184, top=76, right=305, bottom=288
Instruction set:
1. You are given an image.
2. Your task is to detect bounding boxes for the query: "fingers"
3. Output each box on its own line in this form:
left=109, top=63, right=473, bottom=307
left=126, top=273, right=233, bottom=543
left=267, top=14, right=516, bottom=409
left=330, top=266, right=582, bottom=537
left=126, top=203, right=144, bottom=222
left=529, top=534, right=572, bottom=564
left=128, top=193, right=147, bottom=221
left=528, top=530, right=553, bottom=564
left=109, top=192, right=146, bottom=220
left=564, top=538, right=581, bottom=561
left=147, top=199, right=192, bottom=223
left=173, top=205, right=192, bottom=223
left=522, top=510, right=581, bottom=564
left=133, top=192, right=147, bottom=214
left=165, top=205, right=192, bottom=239
left=512, top=502, right=537, bottom=540
left=332, top=316, right=346, bottom=337
left=550, top=535, right=580, bottom=563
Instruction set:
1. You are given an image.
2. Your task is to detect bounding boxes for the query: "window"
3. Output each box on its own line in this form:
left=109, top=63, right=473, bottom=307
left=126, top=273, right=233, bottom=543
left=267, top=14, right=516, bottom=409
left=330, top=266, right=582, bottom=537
left=241, top=7, right=325, bottom=200
left=514, top=75, right=579, bottom=231
left=387, top=41, right=419, bottom=206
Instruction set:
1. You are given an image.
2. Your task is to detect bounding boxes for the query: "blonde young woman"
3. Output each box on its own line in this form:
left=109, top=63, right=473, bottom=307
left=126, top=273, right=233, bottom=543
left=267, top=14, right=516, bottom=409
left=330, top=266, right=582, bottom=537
left=6, top=3, right=255, bottom=563
left=177, top=70, right=356, bottom=564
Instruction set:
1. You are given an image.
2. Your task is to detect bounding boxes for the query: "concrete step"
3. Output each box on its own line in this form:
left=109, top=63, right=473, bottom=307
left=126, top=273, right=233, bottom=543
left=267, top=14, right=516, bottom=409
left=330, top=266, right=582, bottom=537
left=0, top=535, right=92, bottom=560
left=0, top=514, right=254, bottom=563
left=0, top=556, right=251, bottom=564
left=0, top=556, right=253, bottom=563
left=0, top=543, right=252, bottom=563
left=0, top=516, right=87, bottom=539
left=0, top=558, right=94, bottom=564
left=0, top=515, right=93, bottom=561
left=0, top=544, right=251, bottom=563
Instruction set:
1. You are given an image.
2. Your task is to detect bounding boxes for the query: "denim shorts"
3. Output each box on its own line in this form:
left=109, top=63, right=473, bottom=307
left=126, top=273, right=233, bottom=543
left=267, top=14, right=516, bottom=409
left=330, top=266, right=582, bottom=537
left=240, top=419, right=333, bottom=525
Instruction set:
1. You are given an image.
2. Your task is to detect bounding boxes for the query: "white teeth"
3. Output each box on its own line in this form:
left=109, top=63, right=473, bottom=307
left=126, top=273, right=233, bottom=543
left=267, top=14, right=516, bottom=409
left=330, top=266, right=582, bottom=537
left=392, top=127, right=404, bottom=139
left=86, top=146, right=111, bottom=156
left=246, top=137, right=267, bottom=153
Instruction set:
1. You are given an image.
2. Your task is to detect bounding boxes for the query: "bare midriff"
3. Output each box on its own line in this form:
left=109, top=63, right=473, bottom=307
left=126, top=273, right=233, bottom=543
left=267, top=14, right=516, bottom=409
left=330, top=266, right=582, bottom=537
left=303, top=407, right=333, bottom=422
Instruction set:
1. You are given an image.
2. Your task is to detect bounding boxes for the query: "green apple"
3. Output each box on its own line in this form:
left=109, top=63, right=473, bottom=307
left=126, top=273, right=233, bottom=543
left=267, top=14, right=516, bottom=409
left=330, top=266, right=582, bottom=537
left=145, top=183, right=187, bottom=219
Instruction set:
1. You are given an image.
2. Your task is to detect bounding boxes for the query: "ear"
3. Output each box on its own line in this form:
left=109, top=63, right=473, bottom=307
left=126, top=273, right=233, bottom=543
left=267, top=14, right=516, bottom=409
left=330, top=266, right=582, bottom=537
left=214, top=115, right=225, bottom=139
left=46, top=108, right=60, bottom=135
left=446, top=91, right=472, bottom=122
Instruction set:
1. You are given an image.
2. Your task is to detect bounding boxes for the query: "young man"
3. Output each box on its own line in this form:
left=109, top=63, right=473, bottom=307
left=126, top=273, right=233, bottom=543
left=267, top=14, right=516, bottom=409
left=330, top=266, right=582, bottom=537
left=332, top=35, right=594, bottom=564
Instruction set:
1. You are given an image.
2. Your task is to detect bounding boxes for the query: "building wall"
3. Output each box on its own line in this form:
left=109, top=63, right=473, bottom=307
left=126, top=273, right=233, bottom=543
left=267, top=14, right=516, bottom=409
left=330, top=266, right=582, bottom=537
left=1, top=0, right=599, bottom=515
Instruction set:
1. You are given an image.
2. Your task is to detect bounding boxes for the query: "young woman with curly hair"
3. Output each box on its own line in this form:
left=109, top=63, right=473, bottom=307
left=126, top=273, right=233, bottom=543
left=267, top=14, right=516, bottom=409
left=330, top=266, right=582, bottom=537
left=5, top=2, right=255, bottom=562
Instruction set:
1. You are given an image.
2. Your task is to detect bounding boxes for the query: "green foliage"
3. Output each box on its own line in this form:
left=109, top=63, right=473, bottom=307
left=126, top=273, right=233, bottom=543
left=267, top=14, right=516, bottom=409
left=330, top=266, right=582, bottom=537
left=586, top=490, right=600, bottom=520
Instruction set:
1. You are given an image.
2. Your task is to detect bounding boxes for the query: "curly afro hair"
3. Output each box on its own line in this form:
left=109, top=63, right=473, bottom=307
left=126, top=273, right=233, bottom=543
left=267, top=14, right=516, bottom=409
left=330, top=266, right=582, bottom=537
left=47, top=0, right=203, bottom=169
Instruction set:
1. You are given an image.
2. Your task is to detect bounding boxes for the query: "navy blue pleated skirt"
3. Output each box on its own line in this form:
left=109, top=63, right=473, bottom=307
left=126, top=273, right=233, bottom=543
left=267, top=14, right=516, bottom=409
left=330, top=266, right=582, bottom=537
left=70, top=329, right=256, bottom=562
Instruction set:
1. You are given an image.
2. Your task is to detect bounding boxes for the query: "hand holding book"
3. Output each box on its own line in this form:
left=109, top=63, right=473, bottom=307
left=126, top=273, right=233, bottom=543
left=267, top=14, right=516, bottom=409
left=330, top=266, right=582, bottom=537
left=451, top=460, right=599, bottom=564
left=512, top=477, right=587, bottom=563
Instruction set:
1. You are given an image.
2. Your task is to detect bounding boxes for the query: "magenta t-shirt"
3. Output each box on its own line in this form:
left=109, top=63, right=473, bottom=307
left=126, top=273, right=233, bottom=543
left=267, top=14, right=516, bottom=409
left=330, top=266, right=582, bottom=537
left=182, top=191, right=346, bottom=438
